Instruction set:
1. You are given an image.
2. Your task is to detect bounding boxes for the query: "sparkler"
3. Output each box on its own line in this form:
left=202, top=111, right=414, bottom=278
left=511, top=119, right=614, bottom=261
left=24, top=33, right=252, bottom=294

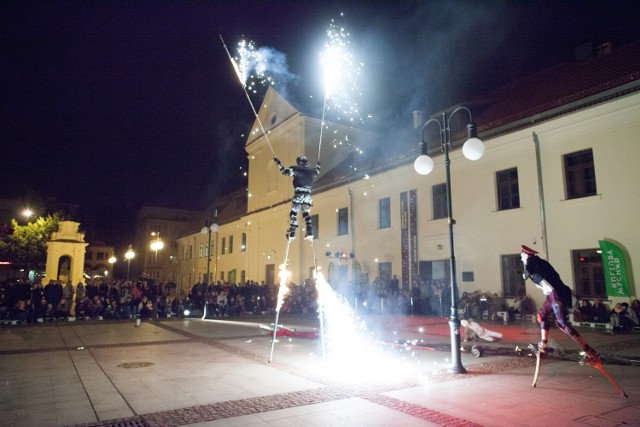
left=219, top=35, right=276, bottom=157
left=269, top=256, right=291, bottom=362
left=318, top=16, right=365, bottom=159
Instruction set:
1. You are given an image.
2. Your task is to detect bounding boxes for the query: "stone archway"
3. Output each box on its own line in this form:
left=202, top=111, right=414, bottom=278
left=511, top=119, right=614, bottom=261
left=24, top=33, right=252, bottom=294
left=42, top=221, right=88, bottom=290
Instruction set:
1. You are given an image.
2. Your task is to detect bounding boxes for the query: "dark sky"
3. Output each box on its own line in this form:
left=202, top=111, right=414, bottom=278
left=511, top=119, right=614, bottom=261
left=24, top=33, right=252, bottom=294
left=2, top=0, right=639, bottom=248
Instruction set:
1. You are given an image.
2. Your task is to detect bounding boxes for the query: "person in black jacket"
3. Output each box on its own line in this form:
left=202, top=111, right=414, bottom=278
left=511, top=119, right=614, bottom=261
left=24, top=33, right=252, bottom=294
left=520, top=245, right=600, bottom=363
left=274, top=155, right=320, bottom=241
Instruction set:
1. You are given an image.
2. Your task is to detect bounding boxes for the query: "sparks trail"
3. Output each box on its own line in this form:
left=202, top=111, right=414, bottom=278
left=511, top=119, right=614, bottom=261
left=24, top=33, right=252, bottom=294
left=269, top=238, right=292, bottom=363
left=269, top=237, right=324, bottom=362
left=219, top=35, right=276, bottom=158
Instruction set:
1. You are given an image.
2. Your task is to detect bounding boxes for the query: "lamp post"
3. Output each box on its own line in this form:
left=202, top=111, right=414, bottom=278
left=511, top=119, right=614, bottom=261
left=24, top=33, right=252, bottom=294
left=125, top=245, right=135, bottom=281
left=200, top=209, right=219, bottom=285
left=108, top=255, right=116, bottom=279
left=414, top=106, right=485, bottom=374
left=150, top=232, right=164, bottom=280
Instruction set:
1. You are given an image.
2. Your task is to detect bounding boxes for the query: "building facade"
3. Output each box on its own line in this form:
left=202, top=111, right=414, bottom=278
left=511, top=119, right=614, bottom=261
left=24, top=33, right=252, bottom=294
left=172, top=42, right=640, bottom=311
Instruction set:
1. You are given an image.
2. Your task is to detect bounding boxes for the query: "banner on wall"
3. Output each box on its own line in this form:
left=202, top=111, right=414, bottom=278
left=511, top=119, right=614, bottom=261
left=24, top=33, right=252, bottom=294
left=598, top=240, right=630, bottom=298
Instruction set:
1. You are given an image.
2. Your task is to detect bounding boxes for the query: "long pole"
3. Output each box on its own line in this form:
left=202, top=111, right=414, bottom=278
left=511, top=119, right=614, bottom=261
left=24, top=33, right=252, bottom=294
left=443, top=127, right=466, bottom=374
left=206, top=225, right=211, bottom=285
left=219, top=35, right=276, bottom=158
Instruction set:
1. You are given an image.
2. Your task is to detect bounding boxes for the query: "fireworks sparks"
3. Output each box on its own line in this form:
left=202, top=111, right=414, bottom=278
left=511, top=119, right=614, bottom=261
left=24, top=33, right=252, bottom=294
left=320, top=17, right=364, bottom=125
left=316, top=15, right=367, bottom=161
left=314, top=272, right=418, bottom=383
left=234, top=39, right=278, bottom=94
left=276, top=263, right=291, bottom=312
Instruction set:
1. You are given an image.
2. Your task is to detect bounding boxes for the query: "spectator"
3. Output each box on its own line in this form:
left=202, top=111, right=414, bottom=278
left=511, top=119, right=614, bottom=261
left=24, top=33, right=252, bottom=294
left=103, top=299, right=122, bottom=319
left=75, top=282, right=85, bottom=305
left=574, top=299, right=593, bottom=322
left=44, top=280, right=61, bottom=308
left=75, top=296, right=89, bottom=319
left=62, top=281, right=74, bottom=308
left=138, top=296, right=154, bottom=319
left=153, top=295, right=167, bottom=318
left=217, top=291, right=228, bottom=317
left=611, top=302, right=638, bottom=333
left=32, top=282, right=45, bottom=305
left=632, top=299, right=640, bottom=320
left=87, top=295, right=104, bottom=319
left=34, top=297, right=51, bottom=320
left=591, top=298, right=610, bottom=323
left=172, top=295, right=187, bottom=318
left=508, top=290, right=533, bottom=321
left=55, top=299, right=70, bottom=319
left=461, top=318, right=504, bottom=342
left=13, top=299, right=29, bottom=323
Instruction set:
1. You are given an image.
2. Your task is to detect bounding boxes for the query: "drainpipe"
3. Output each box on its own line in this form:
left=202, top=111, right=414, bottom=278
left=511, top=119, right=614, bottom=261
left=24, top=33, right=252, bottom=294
left=348, top=188, right=355, bottom=280
left=532, top=132, right=549, bottom=259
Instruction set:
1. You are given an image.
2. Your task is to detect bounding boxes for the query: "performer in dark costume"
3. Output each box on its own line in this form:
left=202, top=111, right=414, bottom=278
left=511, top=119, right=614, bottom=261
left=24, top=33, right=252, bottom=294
left=274, top=156, right=320, bottom=240
left=520, top=245, right=600, bottom=363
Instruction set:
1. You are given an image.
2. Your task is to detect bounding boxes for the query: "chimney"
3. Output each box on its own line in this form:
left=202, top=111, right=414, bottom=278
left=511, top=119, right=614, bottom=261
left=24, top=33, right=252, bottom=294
left=596, top=42, right=613, bottom=57
left=412, top=110, right=423, bottom=129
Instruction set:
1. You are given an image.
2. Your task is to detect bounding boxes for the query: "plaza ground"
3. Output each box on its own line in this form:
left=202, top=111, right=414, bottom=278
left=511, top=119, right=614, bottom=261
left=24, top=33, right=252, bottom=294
left=1, top=314, right=639, bottom=427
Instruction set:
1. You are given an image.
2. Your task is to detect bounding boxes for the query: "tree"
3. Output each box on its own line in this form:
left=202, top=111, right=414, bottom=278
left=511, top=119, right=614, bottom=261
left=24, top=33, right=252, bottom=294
left=0, top=214, right=60, bottom=268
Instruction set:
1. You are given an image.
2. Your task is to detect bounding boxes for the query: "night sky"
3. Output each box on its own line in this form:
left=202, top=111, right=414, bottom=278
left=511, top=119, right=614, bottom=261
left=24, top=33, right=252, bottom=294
left=2, top=0, right=639, bottom=248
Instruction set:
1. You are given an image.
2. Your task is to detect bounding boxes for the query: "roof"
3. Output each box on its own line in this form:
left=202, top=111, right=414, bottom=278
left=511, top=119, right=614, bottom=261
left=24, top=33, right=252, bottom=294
left=474, top=40, right=640, bottom=133
left=318, top=40, right=640, bottom=191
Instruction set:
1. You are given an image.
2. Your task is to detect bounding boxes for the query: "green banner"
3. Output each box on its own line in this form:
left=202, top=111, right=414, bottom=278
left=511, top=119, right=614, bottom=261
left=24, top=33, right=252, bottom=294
left=598, top=240, right=630, bottom=297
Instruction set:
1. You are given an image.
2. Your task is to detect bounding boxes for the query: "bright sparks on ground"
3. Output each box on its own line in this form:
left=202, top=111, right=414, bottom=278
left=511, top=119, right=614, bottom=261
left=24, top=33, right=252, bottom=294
left=314, top=272, right=419, bottom=383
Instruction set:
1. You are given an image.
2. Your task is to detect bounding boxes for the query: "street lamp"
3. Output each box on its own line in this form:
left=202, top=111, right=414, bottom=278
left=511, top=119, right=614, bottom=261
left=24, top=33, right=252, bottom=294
left=150, top=232, right=164, bottom=255
left=414, top=106, right=485, bottom=374
left=125, top=245, right=135, bottom=281
left=200, top=209, right=219, bottom=285
left=108, top=255, right=116, bottom=279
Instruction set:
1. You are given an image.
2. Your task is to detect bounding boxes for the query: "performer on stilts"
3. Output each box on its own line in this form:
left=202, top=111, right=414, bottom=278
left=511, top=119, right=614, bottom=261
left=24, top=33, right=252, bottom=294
left=274, top=155, right=320, bottom=241
left=520, top=245, right=600, bottom=363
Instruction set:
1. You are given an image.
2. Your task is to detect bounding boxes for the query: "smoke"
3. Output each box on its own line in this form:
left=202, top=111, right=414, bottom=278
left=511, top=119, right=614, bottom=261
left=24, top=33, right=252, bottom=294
left=355, top=2, right=511, bottom=141
left=235, top=40, right=299, bottom=105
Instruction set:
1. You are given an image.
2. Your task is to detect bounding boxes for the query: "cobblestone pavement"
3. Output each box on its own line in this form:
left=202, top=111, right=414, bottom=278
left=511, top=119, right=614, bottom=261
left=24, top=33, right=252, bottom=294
left=2, top=315, right=639, bottom=427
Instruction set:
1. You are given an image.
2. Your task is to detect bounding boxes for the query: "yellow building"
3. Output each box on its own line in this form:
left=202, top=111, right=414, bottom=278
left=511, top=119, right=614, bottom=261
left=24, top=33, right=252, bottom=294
left=174, top=41, right=640, bottom=311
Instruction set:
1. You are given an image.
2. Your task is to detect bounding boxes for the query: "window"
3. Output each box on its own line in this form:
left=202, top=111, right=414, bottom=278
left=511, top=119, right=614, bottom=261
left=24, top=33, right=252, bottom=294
left=496, top=168, right=520, bottom=210
left=199, top=243, right=203, bottom=258
left=379, top=197, right=391, bottom=228
left=221, top=237, right=226, bottom=254
left=96, top=252, right=106, bottom=260
left=501, top=254, right=525, bottom=298
left=432, top=183, right=447, bottom=219
left=241, top=233, right=247, bottom=251
left=338, top=207, right=348, bottom=236
left=311, top=215, right=319, bottom=239
left=205, top=242, right=210, bottom=257
left=229, top=235, right=234, bottom=254
left=573, top=249, right=606, bottom=298
left=564, top=149, right=596, bottom=199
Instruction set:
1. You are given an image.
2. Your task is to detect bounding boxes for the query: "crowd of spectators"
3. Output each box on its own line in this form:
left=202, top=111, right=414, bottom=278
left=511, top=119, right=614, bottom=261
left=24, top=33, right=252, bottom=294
left=7, top=276, right=636, bottom=330
left=573, top=298, right=640, bottom=333
left=0, top=277, right=338, bottom=323
left=1, top=274, right=457, bottom=323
